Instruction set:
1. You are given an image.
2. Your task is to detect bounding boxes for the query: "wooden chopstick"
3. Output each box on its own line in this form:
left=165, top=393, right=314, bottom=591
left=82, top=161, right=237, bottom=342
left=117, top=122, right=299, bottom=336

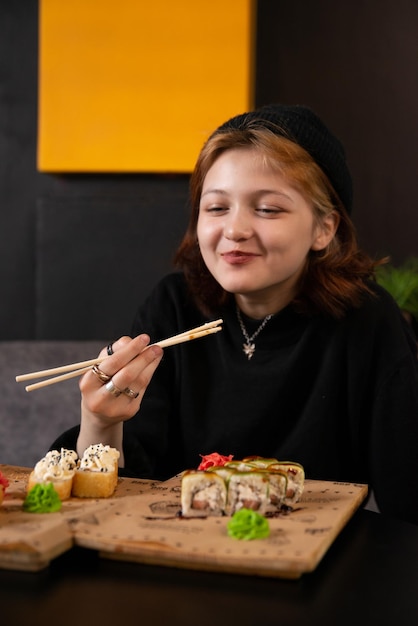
left=16, top=358, right=108, bottom=382
left=23, top=365, right=94, bottom=392
left=16, top=318, right=222, bottom=382
left=17, top=319, right=223, bottom=392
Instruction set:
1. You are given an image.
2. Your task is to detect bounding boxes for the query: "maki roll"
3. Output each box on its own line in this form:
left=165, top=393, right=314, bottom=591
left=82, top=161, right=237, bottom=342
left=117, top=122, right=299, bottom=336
left=226, top=470, right=270, bottom=515
left=181, top=469, right=227, bottom=516
left=265, top=468, right=288, bottom=512
left=180, top=455, right=305, bottom=517
left=269, top=462, right=305, bottom=504
left=242, top=456, right=280, bottom=468
left=224, top=460, right=256, bottom=471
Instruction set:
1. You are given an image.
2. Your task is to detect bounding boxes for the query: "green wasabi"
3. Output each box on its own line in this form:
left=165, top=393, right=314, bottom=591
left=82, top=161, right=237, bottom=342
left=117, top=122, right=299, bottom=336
left=227, top=508, right=270, bottom=540
left=23, top=483, right=62, bottom=513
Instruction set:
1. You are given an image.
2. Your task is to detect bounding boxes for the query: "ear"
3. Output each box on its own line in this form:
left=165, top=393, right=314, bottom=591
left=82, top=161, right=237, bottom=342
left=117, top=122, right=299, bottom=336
left=311, top=211, right=340, bottom=251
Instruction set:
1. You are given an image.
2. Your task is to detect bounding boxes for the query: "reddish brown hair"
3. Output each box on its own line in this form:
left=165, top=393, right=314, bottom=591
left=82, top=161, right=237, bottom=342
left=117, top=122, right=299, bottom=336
left=174, top=127, right=383, bottom=318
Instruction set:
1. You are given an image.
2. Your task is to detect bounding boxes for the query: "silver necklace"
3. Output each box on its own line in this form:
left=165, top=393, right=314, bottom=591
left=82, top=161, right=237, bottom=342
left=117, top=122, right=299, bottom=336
left=236, top=306, right=273, bottom=360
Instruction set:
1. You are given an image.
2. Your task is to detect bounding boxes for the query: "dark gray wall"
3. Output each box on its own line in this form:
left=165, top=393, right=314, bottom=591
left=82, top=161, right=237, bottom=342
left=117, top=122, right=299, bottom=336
left=1, top=0, right=417, bottom=340
left=1, top=1, right=189, bottom=340
left=256, top=0, right=418, bottom=262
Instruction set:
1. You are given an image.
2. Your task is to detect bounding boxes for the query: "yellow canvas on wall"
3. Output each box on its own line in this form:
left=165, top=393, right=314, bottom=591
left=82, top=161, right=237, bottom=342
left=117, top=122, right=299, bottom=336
left=38, top=0, right=255, bottom=172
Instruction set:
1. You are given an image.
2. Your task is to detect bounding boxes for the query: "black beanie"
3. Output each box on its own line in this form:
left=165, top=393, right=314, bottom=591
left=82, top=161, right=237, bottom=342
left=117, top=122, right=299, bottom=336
left=213, top=104, right=353, bottom=214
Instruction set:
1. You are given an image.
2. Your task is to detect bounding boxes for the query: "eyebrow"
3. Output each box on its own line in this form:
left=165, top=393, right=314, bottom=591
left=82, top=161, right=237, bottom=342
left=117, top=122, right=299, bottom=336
left=200, top=188, right=228, bottom=197
left=201, top=188, right=294, bottom=202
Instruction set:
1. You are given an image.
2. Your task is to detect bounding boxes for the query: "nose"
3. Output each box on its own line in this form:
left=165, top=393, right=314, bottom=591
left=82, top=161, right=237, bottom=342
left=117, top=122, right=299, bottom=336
left=223, top=209, right=253, bottom=241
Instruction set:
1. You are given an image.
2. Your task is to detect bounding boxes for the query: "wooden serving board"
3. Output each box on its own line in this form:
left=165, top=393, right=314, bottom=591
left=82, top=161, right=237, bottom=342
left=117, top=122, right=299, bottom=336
left=0, top=465, right=159, bottom=572
left=0, top=465, right=368, bottom=578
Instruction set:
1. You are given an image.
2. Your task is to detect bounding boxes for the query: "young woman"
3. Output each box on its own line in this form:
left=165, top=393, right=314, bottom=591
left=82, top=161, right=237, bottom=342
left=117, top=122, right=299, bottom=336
left=52, top=104, right=418, bottom=524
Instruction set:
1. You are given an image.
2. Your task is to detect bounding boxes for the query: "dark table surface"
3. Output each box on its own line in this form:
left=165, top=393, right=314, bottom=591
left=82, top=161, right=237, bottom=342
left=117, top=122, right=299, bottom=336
left=1, top=508, right=417, bottom=626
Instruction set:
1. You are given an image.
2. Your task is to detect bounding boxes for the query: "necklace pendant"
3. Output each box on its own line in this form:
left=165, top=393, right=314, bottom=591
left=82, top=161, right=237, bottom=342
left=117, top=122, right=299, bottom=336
left=243, top=342, right=255, bottom=360
left=236, top=306, right=273, bottom=362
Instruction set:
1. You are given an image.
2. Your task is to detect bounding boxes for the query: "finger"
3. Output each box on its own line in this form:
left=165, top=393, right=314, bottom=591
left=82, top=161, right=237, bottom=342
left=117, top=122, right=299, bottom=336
left=94, top=336, right=130, bottom=363
left=111, top=343, right=163, bottom=397
left=94, top=335, right=151, bottom=379
left=106, top=335, right=134, bottom=354
left=81, top=336, right=163, bottom=413
left=80, top=336, right=141, bottom=393
left=83, top=346, right=163, bottom=420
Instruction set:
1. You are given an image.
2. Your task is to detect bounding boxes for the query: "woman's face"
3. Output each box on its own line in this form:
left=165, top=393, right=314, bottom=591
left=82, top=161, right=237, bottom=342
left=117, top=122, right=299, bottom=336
left=197, top=147, right=337, bottom=317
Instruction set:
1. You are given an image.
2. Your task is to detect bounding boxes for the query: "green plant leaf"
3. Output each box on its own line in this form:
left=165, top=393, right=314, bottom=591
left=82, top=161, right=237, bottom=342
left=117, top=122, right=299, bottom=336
left=376, top=258, right=418, bottom=317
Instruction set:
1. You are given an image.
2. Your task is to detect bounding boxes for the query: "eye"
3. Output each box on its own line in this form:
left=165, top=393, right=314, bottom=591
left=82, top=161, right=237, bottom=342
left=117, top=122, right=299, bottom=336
left=256, top=206, right=284, bottom=216
left=201, top=204, right=229, bottom=214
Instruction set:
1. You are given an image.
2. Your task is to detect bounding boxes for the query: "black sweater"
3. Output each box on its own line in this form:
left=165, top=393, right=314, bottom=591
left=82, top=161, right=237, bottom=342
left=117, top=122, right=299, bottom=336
left=53, top=272, right=418, bottom=524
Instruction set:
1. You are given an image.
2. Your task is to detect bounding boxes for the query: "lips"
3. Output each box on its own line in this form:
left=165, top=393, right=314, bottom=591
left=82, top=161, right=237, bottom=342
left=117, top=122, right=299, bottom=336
left=221, top=251, right=259, bottom=264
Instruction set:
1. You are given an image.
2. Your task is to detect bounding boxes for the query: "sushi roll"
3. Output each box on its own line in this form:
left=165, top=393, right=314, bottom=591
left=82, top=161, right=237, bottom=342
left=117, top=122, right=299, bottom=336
left=27, top=448, right=78, bottom=501
left=72, top=443, right=120, bottom=498
left=209, top=465, right=235, bottom=481
left=269, top=461, right=305, bottom=504
left=224, top=460, right=256, bottom=471
left=242, top=456, right=279, bottom=468
left=181, top=469, right=227, bottom=517
left=265, top=468, right=288, bottom=512
left=226, top=470, right=270, bottom=515
left=181, top=455, right=305, bottom=517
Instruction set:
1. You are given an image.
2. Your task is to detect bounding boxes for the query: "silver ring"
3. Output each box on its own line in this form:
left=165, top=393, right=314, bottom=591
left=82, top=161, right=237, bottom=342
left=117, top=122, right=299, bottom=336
left=105, top=380, right=123, bottom=397
left=107, top=343, right=114, bottom=356
left=123, top=386, right=140, bottom=399
left=92, top=364, right=112, bottom=384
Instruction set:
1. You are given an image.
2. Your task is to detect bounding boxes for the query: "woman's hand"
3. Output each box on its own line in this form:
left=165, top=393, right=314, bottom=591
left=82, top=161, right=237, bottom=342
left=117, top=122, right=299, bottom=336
left=77, top=334, right=164, bottom=463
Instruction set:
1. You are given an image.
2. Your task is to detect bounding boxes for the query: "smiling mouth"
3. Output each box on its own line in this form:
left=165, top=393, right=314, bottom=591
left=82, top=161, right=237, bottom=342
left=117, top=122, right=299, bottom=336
left=221, top=251, right=258, bottom=264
